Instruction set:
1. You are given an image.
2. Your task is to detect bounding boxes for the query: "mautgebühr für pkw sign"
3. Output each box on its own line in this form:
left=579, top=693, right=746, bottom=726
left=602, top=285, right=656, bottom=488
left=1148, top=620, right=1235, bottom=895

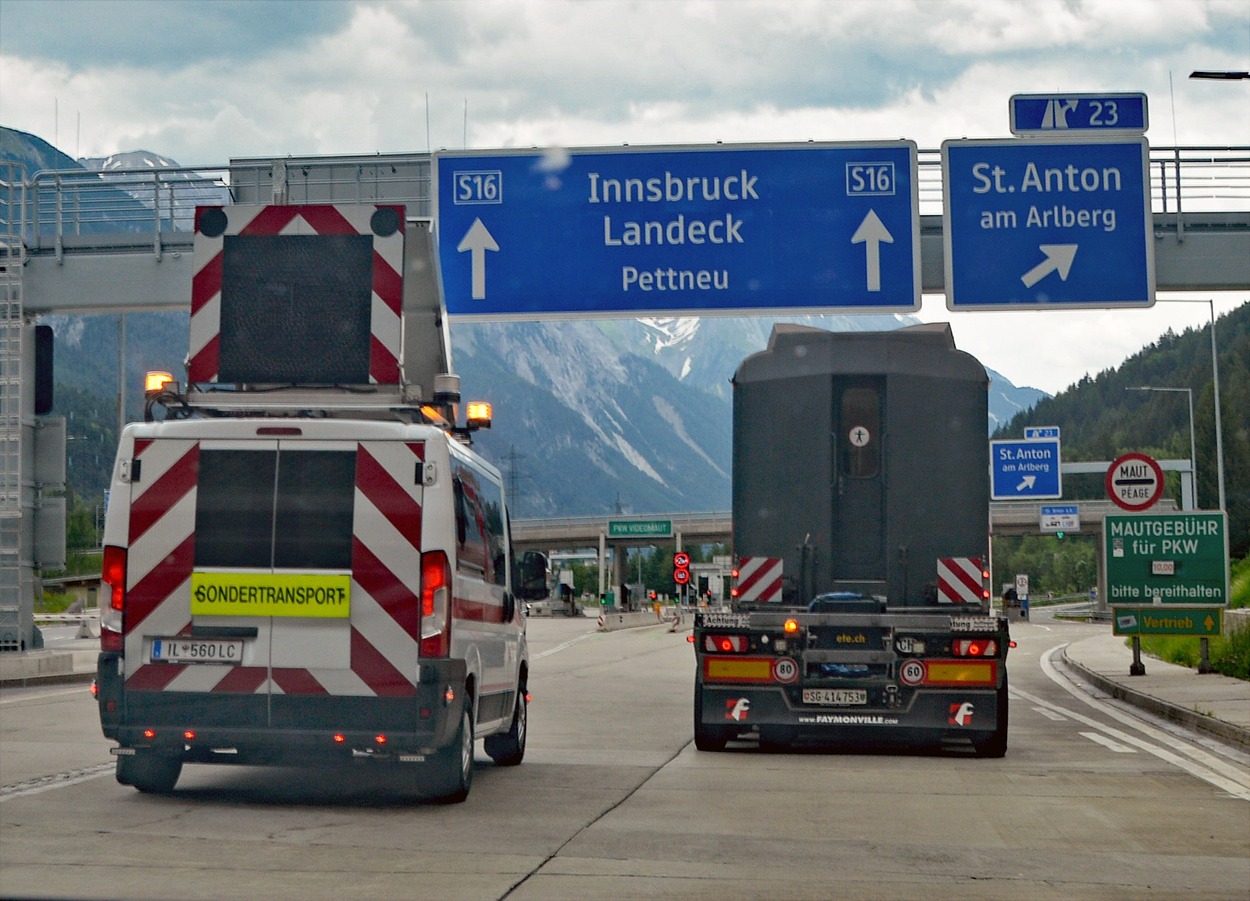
left=434, top=143, right=920, bottom=318
left=1105, top=513, right=1227, bottom=607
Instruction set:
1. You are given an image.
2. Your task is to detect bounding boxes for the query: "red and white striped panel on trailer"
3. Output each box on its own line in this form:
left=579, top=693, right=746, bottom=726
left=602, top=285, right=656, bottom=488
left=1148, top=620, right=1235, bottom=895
left=188, top=203, right=405, bottom=386
left=736, top=556, right=783, bottom=603
left=937, top=556, right=985, bottom=605
left=120, top=437, right=424, bottom=699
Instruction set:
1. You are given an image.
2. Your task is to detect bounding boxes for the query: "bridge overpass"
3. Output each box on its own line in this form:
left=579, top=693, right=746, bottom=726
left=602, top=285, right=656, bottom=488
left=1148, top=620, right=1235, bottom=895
left=11, top=146, right=1250, bottom=314
left=2, top=147, right=1246, bottom=646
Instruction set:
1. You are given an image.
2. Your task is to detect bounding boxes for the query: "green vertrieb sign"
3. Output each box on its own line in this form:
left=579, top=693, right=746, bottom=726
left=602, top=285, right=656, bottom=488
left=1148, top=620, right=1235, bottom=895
left=1113, top=606, right=1223, bottom=637
left=608, top=519, right=672, bottom=539
left=1105, top=513, right=1227, bottom=607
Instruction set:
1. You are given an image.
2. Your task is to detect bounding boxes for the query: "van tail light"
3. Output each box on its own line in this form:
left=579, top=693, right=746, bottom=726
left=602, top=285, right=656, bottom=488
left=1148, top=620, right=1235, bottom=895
left=419, top=550, right=452, bottom=658
left=953, top=639, right=998, bottom=657
left=100, top=545, right=126, bottom=653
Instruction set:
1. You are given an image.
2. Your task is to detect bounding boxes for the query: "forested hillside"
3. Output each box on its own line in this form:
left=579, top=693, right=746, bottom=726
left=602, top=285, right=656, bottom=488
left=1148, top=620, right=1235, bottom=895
left=997, top=301, right=1249, bottom=558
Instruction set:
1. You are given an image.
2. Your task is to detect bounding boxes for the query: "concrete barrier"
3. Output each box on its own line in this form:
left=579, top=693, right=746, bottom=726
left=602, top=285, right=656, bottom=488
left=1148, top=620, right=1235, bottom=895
left=1225, top=607, right=1249, bottom=638
left=597, top=611, right=666, bottom=632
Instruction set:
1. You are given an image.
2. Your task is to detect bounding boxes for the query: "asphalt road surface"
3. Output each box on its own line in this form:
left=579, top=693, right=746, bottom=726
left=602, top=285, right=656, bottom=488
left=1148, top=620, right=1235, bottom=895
left=2, top=611, right=1248, bottom=900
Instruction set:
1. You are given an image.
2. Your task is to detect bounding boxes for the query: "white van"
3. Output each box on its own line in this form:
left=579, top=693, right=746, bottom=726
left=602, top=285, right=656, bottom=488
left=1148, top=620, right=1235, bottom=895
left=96, top=414, right=547, bottom=801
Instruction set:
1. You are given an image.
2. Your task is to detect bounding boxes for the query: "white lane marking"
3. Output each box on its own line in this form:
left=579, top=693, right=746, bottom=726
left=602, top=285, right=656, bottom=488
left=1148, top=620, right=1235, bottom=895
left=1033, top=646, right=1250, bottom=801
left=1032, top=706, right=1067, bottom=722
left=0, top=685, right=92, bottom=706
left=0, top=764, right=114, bottom=802
left=1080, top=731, right=1137, bottom=753
left=533, top=630, right=598, bottom=660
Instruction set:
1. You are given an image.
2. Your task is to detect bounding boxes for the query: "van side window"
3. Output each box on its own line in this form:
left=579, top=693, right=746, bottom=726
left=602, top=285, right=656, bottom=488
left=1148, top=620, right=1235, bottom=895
left=452, top=459, right=508, bottom=586
left=194, top=448, right=355, bottom=570
left=453, top=472, right=489, bottom=575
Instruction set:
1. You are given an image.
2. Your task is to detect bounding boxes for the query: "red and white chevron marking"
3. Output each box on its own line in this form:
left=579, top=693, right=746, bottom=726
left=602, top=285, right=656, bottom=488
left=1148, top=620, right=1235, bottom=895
left=735, top=556, right=783, bottom=603
left=188, top=203, right=405, bottom=385
left=937, top=556, right=985, bottom=605
left=121, top=439, right=425, bottom=698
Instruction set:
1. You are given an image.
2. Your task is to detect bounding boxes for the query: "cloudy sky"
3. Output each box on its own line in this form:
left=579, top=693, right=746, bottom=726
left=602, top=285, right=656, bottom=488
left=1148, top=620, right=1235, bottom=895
left=2, top=0, right=1247, bottom=394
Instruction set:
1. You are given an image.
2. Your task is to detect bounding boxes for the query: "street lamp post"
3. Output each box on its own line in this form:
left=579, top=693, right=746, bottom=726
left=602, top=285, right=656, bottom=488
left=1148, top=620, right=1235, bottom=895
left=1125, top=381, right=1219, bottom=673
left=1127, top=385, right=1196, bottom=510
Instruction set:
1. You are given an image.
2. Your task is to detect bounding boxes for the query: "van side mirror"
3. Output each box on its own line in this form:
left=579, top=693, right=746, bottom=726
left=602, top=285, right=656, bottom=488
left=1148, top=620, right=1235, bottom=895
left=513, top=551, right=549, bottom=601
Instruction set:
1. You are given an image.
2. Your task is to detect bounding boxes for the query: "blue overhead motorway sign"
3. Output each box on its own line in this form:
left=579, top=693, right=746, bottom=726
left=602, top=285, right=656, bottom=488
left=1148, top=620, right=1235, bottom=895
left=434, top=143, right=920, bottom=318
left=1010, top=93, right=1148, bottom=135
left=942, top=137, right=1154, bottom=310
left=991, top=438, right=1062, bottom=500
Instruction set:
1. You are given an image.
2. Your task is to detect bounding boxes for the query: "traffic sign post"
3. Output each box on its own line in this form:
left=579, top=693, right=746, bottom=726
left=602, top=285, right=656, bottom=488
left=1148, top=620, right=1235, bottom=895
left=1010, top=93, right=1148, bottom=135
left=434, top=143, right=921, bottom=318
left=990, top=437, right=1062, bottom=500
left=942, top=137, right=1154, bottom=310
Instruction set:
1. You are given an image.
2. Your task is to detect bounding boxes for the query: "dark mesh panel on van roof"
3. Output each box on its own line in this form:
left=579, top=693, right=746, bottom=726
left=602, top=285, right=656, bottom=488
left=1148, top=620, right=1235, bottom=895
left=218, top=234, right=373, bottom=385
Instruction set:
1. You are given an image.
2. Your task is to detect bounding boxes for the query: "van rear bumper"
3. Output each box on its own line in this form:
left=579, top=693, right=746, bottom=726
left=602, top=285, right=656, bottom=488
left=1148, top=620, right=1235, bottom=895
left=98, top=653, right=468, bottom=764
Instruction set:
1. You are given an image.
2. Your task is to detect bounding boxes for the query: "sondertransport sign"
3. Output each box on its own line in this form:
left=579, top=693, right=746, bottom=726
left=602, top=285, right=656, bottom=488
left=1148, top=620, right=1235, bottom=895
left=1105, top=513, right=1227, bottom=607
left=434, top=143, right=920, bottom=318
left=942, top=137, right=1154, bottom=310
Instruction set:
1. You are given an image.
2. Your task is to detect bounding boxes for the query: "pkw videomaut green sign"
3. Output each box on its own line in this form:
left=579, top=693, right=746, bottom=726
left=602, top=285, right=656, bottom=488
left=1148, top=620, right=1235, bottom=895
left=1105, top=513, right=1227, bottom=607
left=608, top=519, right=672, bottom=538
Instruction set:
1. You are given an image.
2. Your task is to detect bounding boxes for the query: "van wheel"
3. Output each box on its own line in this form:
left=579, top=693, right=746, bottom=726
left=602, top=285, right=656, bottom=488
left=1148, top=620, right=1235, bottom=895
left=485, top=685, right=527, bottom=766
left=116, top=753, right=182, bottom=794
left=429, top=706, right=474, bottom=803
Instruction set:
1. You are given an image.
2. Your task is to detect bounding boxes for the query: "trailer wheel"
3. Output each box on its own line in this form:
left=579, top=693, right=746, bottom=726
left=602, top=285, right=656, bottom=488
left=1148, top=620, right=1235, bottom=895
left=973, top=679, right=1009, bottom=758
left=429, top=706, right=474, bottom=803
left=693, top=686, right=729, bottom=751
left=116, top=753, right=182, bottom=794
left=485, top=684, right=527, bottom=767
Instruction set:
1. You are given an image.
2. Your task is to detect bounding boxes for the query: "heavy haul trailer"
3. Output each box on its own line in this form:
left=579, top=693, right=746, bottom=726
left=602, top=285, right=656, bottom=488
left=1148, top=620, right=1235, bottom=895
left=95, top=203, right=547, bottom=801
left=693, top=323, right=1010, bottom=757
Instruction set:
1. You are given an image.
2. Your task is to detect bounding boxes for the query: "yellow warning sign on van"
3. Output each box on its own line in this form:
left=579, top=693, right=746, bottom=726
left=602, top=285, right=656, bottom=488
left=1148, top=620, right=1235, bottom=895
left=190, top=572, right=351, bottom=618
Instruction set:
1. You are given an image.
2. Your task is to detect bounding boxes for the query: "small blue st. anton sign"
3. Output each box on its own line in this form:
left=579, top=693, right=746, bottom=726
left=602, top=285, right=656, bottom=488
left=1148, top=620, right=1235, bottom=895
left=1010, top=93, right=1148, bottom=135
left=434, top=143, right=920, bottom=318
left=942, top=137, right=1154, bottom=310
left=991, top=438, right=1062, bottom=500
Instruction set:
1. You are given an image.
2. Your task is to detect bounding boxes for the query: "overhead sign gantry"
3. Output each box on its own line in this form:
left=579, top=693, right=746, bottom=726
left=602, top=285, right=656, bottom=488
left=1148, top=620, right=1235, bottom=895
left=434, top=142, right=920, bottom=318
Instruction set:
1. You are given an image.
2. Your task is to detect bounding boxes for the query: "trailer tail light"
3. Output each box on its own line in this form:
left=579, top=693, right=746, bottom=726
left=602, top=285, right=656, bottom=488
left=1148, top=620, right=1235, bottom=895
left=101, top=545, right=127, bottom=652
left=953, top=639, right=998, bottom=657
left=784, top=619, right=800, bottom=635
left=419, top=550, right=452, bottom=658
left=703, top=634, right=749, bottom=653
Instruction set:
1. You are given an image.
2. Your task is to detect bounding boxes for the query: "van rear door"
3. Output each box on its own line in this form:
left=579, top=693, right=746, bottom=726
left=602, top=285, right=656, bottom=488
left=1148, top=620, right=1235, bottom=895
left=120, top=434, right=424, bottom=726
